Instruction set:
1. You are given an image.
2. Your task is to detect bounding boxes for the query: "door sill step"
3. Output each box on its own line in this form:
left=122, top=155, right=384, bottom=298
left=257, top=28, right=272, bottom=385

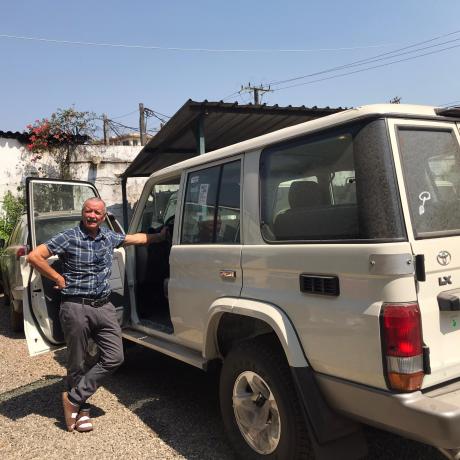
left=138, top=318, right=173, bottom=334
left=122, top=327, right=205, bottom=369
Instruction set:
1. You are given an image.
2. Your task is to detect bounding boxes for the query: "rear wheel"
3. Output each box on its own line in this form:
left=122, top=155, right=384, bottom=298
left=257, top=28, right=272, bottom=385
left=219, top=337, right=311, bottom=460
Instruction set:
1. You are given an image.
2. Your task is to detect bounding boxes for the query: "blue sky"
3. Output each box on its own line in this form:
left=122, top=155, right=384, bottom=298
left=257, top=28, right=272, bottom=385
left=1, top=1, right=460, bottom=135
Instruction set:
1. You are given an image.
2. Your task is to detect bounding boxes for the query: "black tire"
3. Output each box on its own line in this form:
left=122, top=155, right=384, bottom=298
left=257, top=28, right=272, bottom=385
left=219, top=336, right=311, bottom=460
left=10, top=303, right=23, bottom=332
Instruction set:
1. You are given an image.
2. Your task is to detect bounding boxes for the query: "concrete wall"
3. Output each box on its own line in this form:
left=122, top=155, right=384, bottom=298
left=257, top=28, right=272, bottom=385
left=0, top=137, right=147, bottom=229
left=70, top=145, right=147, bottom=224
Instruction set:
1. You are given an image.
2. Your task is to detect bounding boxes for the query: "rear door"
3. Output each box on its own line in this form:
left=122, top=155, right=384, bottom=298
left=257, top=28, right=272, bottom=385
left=389, top=119, right=460, bottom=387
left=22, top=178, right=127, bottom=356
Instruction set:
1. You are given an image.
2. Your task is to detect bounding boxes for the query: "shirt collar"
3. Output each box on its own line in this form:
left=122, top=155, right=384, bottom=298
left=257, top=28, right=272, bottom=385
left=78, top=221, right=105, bottom=241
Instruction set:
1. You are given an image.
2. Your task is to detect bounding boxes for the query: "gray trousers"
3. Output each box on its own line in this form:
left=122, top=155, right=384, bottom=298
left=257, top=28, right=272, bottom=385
left=59, top=300, right=124, bottom=406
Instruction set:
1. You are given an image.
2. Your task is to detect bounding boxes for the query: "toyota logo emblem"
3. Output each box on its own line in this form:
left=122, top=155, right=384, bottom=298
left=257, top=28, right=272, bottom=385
left=437, top=251, right=451, bottom=266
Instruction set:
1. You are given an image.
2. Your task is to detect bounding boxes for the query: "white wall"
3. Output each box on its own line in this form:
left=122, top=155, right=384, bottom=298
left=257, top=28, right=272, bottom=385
left=0, top=137, right=148, bottom=229
left=71, top=145, right=147, bottom=225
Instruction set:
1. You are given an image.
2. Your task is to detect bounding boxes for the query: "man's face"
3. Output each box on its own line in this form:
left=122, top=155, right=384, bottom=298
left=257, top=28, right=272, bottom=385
left=82, top=201, right=106, bottom=232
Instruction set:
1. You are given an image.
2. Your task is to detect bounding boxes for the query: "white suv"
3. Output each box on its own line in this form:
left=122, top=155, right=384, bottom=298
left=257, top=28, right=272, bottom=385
left=21, top=104, right=460, bottom=459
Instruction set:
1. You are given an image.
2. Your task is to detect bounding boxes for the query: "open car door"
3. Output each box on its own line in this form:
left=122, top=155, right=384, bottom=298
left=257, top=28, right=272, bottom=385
left=21, top=178, right=127, bottom=356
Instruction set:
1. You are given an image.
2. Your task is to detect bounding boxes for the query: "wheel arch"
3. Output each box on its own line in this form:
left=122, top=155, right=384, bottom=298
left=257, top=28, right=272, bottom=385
left=205, top=297, right=368, bottom=458
left=204, top=297, right=308, bottom=368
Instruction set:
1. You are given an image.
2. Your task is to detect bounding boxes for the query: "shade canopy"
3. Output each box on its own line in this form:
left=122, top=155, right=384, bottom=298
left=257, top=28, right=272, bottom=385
left=122, top=99, right=345, bottom=178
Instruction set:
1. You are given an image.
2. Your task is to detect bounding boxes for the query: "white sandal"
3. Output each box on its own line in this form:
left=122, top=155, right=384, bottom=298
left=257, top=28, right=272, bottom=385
left=75, top=408, right=93, bottom=432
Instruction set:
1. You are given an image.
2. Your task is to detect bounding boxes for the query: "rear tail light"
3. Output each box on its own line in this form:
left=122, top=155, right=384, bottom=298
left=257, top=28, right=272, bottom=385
left=16, top=245, right=27, bottom=259
left=381, top=302, right=424, bottom=392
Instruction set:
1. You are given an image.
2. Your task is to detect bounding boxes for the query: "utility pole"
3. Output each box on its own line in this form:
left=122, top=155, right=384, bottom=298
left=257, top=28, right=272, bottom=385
left=103, top=114, right=109, bottom=145
left=139, top=103, right=146, bottom=146
left=240, top=83, right=273, bottom=105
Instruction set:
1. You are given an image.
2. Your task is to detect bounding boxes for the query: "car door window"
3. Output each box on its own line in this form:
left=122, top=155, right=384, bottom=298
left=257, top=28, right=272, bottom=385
left=137, top=180, right=180, bottom=233
left=217, top=161, right=241, bottom=244
left=181, top=161, right=241, bottom=244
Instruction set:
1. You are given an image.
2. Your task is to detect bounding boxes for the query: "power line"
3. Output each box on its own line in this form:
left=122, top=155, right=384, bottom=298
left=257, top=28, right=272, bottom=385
left=144, top=107, right=167, bottom=123
left=268, top=29, right=460, bottom=87
left=220, top=28, right=460, bottom=103
left=150, top=109, right=171, bottom=119
left=274, top=41, right=460, bottom=91
left=0, top=33, right=397, bottom=53
left=108, top=119, right=139, bottom=132
left=111, top=109, right=138, bottom=120
left=222, top=91, right=241, bottom=102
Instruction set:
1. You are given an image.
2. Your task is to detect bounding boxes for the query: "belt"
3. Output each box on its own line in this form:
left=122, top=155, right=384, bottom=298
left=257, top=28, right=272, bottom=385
left=61, top=295, right=111, bottom=307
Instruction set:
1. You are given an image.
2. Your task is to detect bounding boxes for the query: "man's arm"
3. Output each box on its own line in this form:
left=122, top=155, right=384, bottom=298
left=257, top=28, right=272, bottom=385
left=27, top=244, right=66, bottom=290
left=122, top=227, right=168, bottom=247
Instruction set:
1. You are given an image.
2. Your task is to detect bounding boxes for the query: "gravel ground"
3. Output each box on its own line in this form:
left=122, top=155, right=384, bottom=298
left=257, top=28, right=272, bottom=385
left=0, top=293, right=445, bottom=460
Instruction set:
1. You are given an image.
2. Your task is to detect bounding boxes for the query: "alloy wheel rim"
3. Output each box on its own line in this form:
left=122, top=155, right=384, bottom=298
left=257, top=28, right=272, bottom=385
left=232, top=370, right=281, bottom=454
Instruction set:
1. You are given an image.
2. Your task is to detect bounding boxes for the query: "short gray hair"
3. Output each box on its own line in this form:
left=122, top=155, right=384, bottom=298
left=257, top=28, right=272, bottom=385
left=82, top=197, right=106, bottom=214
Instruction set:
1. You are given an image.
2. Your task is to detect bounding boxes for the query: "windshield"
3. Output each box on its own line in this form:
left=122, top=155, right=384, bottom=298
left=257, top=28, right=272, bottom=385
left=397, top=127, right=460, bottom=238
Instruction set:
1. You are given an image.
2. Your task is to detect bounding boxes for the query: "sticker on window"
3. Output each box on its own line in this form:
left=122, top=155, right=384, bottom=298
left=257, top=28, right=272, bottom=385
left=191, top=176, right=199, bottom=184
left=418, top=191, right=431, bottom=216
left=198, top=184, right=209, bottom=205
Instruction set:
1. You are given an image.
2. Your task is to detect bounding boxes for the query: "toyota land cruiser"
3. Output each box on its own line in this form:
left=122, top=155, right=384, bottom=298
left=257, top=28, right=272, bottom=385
left=20, top=104, right=460, bottom=459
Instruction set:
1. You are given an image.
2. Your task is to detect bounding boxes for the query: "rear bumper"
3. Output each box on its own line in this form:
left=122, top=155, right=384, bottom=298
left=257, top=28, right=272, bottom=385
left=316, top=373, right=460, bottom=450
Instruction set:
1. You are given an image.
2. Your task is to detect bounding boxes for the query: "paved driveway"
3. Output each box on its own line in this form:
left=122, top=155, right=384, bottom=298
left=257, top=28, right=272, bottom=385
left=0, top=294, right=444, bottom=460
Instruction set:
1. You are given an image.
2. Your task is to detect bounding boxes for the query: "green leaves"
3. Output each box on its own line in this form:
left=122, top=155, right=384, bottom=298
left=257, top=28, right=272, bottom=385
left=25, top=106, right=98, bottom=179
left=0, top=190, right=25, bottom=242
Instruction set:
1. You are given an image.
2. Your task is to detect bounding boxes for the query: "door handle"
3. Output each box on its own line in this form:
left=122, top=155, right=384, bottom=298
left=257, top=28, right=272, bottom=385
left=219, top=270, right=236, bottom=280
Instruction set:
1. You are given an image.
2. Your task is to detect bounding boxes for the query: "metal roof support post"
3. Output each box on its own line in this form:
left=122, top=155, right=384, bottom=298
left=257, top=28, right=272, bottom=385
left=195, top=114, right=206, bottom=155
left=121, top=176, right=129, bottom=231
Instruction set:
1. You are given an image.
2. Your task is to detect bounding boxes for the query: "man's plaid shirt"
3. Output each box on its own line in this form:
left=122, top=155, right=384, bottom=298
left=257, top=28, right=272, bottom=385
left=45, top=222, right=125, bottom=298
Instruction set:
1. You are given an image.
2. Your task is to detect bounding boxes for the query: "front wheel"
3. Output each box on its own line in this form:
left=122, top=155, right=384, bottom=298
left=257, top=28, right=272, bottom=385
left=219, top=337, right=311, bottom=459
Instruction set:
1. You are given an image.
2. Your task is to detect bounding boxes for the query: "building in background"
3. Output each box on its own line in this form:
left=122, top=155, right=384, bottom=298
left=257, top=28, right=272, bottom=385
left=0, top=130, right=147, bottom=228
left=108, top=133, right=152, bottom=147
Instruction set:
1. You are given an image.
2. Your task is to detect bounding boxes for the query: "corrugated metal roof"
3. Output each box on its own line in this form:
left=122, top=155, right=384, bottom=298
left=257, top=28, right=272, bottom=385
left=123, top=99, right=346, bottom=177
left=0, top=131, right=29, bottom=142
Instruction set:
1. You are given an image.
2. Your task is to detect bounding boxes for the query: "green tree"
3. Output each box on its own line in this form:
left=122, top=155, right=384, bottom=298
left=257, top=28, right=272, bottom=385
left=26, top=107, right=97, bottom=179
left=0, top=190, right=25, bottom=242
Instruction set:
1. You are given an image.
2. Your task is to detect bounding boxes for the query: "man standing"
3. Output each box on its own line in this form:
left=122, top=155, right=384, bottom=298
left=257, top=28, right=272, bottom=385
left=27, top=197, right=166, bottom=432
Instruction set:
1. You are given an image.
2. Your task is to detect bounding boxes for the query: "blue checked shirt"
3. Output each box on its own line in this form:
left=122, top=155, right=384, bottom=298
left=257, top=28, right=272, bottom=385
left=45, top=222, right=126, bottom=297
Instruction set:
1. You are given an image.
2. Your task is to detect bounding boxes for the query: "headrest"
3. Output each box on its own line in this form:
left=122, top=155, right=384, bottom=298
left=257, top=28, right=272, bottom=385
left=288, top=181, right=324, bottom=209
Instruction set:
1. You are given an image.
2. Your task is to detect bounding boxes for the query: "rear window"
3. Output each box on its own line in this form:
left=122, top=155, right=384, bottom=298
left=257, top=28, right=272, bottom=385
left=397, top=127, right=460, bottom=238
left=260, top=119, right=405, bottom=242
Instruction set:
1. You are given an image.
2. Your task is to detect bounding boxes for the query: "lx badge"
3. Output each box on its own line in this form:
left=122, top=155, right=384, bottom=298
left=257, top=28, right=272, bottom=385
left=439, top=275, right=453, bottom=286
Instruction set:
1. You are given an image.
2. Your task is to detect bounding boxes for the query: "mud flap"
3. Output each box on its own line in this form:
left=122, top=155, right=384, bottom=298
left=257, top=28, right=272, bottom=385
left=291, top=366, right=368, bottom=460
